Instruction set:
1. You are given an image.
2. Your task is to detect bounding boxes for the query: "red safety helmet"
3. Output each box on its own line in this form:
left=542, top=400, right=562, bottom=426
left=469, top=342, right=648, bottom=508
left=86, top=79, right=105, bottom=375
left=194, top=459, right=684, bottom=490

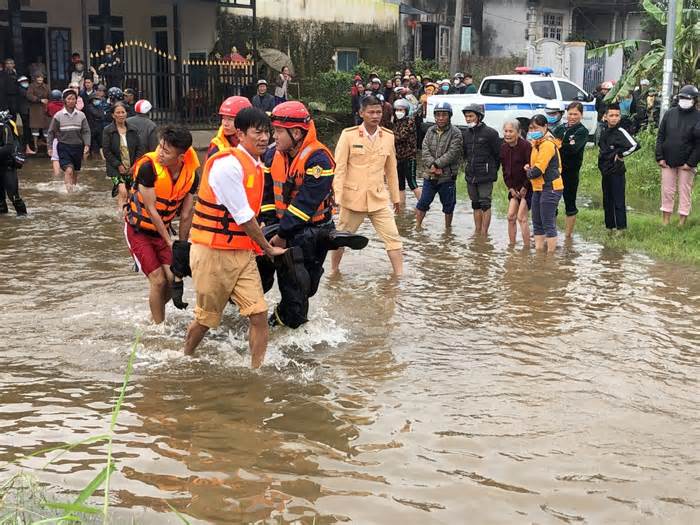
left=219, top=96, right=252, bottom=117
left=270, top=101, right=311, bottom=130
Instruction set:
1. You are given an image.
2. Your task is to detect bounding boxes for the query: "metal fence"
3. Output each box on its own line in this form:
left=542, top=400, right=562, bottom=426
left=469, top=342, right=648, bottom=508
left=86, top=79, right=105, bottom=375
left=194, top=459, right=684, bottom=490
left=583, top=55, right=605, bottom=94
left=90, top=41, right=255, bottom=127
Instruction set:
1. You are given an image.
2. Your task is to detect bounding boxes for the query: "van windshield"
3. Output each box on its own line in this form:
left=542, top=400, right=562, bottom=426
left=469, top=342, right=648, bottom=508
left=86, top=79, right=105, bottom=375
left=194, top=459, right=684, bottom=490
left=480, top=79, right=524, bottom=98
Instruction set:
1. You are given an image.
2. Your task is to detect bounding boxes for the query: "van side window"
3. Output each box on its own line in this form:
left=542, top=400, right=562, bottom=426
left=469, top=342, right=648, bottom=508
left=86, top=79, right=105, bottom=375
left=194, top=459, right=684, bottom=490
left=531, top=80, right=556, bottom=100
left=558, top=81, right=586, bottom=101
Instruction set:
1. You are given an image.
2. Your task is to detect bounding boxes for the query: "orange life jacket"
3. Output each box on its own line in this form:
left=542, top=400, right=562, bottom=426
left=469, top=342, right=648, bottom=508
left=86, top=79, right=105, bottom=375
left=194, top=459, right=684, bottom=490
left=208, top=126, right=238, bottom=157
left=127, top=148, right=200, bottom=232
left=191, top=147, right=264, bottom=251
left=270, top=121, right=335, bottom=224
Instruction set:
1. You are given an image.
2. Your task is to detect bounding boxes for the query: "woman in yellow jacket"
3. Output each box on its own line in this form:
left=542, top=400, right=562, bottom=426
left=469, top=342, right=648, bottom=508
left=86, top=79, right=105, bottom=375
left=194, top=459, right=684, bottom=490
left=524, top=114, right=564, bottom=253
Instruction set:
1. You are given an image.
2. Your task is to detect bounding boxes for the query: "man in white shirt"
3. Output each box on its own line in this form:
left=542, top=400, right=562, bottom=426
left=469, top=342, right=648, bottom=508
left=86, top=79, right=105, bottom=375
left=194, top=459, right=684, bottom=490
left=184, top=107, right=285, bottom=366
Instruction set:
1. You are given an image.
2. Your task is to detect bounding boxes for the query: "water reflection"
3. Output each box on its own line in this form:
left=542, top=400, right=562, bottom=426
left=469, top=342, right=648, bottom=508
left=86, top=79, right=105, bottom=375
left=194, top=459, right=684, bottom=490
left=0, top=162, right=698, bottom=523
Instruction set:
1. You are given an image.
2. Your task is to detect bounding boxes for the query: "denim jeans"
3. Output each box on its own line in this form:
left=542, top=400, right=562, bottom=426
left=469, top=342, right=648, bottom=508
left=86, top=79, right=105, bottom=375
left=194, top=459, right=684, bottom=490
left=531, top=189, right=562, bottom=237
left=416, top=178, right=457, bottom=214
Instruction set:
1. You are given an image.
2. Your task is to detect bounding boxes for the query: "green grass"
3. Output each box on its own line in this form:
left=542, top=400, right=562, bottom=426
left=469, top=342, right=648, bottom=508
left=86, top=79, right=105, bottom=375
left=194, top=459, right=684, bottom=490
left=456, top=128, right=700, bottom=265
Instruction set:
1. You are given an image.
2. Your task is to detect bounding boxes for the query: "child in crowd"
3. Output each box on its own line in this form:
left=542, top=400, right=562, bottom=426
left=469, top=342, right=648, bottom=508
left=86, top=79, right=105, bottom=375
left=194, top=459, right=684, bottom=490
left=597, top=103, right=640, bottom=233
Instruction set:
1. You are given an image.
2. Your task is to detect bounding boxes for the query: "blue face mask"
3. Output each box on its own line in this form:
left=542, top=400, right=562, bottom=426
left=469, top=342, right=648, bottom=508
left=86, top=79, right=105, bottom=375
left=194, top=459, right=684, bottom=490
left=527, top=130, right=544, bottom=141
left=441, top=85, right=449, bottom=92
left=546, top=115, right=559, bottom=124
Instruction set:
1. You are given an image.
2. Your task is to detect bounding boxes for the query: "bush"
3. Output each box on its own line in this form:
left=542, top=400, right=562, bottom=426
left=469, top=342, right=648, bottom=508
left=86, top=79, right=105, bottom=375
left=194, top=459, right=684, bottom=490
left=302, top=70, right=354, bottom=114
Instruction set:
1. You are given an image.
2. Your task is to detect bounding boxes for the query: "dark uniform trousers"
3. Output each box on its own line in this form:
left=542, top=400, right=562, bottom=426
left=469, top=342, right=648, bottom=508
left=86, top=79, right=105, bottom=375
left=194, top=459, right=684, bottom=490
left=257, top=222, right=334, bottom=328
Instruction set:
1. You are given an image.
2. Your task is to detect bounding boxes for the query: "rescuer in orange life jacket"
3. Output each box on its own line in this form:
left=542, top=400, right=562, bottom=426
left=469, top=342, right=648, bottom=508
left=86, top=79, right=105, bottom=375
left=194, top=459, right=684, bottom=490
left=258, top=101, right=368, bottom=329
left=124, top=125, right=200, bottom=324
left=207, top=96, right=252, bottom=158
left=183, top=107, right=286, bottom=365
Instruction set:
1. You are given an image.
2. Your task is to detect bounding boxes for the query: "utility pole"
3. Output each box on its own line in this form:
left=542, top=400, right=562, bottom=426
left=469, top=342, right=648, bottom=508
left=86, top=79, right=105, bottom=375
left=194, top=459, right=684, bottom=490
left=660, top=0, right=679, bottom=119
left=450, top=0, right=464, bottom=74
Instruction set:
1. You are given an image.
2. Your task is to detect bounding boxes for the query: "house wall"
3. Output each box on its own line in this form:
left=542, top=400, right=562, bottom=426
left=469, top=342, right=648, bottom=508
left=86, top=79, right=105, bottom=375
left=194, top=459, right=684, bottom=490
left=225, top=0, right=399, bottom=30
left=481, top=0, right=528, bottom=57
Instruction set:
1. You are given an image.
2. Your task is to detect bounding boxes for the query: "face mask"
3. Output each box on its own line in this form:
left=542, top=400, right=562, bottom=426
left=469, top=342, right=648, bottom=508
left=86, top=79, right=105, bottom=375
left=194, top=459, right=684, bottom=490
left=441, top=85, right=449, bottom=92
left=20, top=82, right=29, bottom=89
left=678, top=99, right=694, bottom=110
left=546, top=115, right=560, bottom=124
left=465, top=122, right=477, bottom=129
left=92, top=99, right=101, bottom=106
left=527, top=130, right=544, bottom=141
left=395, top=111, right=406, bottom=120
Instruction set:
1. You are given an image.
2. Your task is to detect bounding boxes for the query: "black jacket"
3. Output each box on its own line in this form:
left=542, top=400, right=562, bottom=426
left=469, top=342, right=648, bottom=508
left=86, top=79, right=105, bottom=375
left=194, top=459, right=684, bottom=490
left=655, top=106, right=700, bottom=168
left=0, top=69, right=19, bottom=114
left=102, top=123, right=144, bottom=181
left=598, top=124, right=640, bottom=176
left=461, top=122, right=501, bottom=184
left=595, top=93, right=608, bottom=122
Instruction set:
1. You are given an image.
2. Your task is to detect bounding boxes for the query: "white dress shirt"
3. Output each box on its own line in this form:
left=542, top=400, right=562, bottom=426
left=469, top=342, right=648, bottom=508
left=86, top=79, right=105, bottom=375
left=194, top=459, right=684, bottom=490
left=208, top=145, right=261, bottom=225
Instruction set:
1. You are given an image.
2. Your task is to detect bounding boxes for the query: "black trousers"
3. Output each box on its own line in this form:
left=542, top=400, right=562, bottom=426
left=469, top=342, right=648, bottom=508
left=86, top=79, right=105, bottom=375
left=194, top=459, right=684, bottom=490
left=0, top=166, right=19, bottom=199
left=601, top=171, right=626, bottom=230
left=20, top=113, right=32, bottom=148
left=257, top=223, right=333, bottom=328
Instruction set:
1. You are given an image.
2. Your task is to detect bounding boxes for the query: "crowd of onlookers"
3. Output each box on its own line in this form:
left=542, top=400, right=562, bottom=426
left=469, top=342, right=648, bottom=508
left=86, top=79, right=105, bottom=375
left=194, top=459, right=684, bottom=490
left=348, top=67, right=699, bottom=246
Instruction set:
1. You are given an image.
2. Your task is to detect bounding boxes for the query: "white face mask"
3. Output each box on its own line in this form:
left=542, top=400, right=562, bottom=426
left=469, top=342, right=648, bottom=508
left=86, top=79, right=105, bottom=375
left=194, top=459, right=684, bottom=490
left=678, top=99, right=694, bottom=110
left=395, top=111, right=406, bottom=120
left=20, top=82, right=29, bottom=89
left=465, top=122, right=477, bottom=128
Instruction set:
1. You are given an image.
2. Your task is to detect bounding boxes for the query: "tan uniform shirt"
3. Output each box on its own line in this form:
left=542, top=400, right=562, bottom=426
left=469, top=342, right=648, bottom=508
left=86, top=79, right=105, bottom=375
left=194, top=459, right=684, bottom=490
left=333, top=125, right=400, bottom=213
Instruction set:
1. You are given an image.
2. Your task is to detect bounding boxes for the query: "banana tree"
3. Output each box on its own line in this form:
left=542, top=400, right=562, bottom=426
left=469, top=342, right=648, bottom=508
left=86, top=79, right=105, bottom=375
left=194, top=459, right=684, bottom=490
left=587, top=0, right=700, bottom=101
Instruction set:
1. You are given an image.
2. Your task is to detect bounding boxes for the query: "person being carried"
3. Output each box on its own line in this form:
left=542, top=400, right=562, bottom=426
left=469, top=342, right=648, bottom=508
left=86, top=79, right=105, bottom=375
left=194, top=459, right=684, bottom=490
left=259, top=101, right=368, bottom=328
left=332, top=95, right=403, bottom=276
left=415, top=101, right=462, bottom=229
left=461, top=103, right=501, bottom=236
left=183, top=108, right=286, bottom=364
left=598, top=103, right=640, bottom=233
left=207, top=96, right=252, bottom=159
left=47, top=89, right=91, bottom=192
left=500, top=119, right=532, bottom=246
left=125, top=125, right=200, bottom=323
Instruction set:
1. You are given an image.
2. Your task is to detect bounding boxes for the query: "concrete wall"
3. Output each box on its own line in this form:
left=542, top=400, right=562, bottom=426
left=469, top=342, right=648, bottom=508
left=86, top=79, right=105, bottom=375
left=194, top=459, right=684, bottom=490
left=225, top=0, right=399, bottom=30
left=0, top=0, right=217, bottom=61
left=482, top=0, right=528, bottom=57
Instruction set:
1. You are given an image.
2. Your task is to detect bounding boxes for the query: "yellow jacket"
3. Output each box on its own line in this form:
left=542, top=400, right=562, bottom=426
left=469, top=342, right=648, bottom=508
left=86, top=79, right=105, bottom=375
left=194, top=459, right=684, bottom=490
left=333, top=125, right=400, bottom=212
left=528, top=137, right=563, bottom=192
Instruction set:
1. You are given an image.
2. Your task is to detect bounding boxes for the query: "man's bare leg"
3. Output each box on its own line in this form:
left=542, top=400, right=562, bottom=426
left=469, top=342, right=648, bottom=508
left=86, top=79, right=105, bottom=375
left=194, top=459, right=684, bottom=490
left=473, top=209, right=483, bottom=235
left=387, top=249, right=403, bottom=277
left=481, top=209, right=492, bottom=236
left=444, top=213, right=453, bottom=229
left=248, top=312, right=269, bottom=368
left=147, top=267, right=170, bottom=324
left=184, top=321, right=209, bottom=356
left=415, top=208, right=426, bottom=229
left=64, top=166, right=74, bottom=191
left=330, top=247, right=344, bottom=273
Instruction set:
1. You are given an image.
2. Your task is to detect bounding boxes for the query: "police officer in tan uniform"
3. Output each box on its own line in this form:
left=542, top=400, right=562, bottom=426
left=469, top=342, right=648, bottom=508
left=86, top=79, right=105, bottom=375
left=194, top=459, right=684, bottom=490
left=331, top=95, right=403, bottom=276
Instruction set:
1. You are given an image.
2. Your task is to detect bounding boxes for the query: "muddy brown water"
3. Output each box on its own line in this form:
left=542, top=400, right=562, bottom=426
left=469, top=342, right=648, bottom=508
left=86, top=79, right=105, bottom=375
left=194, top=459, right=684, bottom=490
left=0, top=158, right=699, bottom=524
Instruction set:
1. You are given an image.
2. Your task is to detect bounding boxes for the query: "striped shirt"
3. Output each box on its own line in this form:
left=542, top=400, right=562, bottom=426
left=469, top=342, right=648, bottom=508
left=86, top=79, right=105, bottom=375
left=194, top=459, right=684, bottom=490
left=47, top=108, right=91, bottom=147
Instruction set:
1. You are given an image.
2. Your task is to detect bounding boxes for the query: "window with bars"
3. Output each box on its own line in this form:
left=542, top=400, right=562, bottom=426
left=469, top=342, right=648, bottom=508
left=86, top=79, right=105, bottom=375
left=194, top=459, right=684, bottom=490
left=543, top=12, right=563, bottom=40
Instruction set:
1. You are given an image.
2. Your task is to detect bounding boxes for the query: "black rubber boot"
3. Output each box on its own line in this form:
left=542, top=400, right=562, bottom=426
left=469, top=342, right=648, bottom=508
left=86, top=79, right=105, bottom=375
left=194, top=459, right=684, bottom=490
left=11, top=196, right=26, bottom=216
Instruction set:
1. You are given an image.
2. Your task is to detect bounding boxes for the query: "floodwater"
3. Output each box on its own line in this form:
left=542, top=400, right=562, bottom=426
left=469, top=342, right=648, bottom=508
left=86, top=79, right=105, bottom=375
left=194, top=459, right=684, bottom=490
left=1, top=158, right=699, bottom=524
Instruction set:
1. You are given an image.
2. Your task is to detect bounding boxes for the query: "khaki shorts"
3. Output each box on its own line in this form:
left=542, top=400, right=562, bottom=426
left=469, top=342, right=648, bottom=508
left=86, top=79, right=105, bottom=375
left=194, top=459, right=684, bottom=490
left=337, top=206, right=402, bottom=251
left=190, top=243, right=268, bottom=328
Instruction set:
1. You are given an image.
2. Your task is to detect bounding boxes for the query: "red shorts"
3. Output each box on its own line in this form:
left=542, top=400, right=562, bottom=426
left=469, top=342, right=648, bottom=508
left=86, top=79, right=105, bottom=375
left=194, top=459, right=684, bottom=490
left=124, top=222, right=172, bottom=276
